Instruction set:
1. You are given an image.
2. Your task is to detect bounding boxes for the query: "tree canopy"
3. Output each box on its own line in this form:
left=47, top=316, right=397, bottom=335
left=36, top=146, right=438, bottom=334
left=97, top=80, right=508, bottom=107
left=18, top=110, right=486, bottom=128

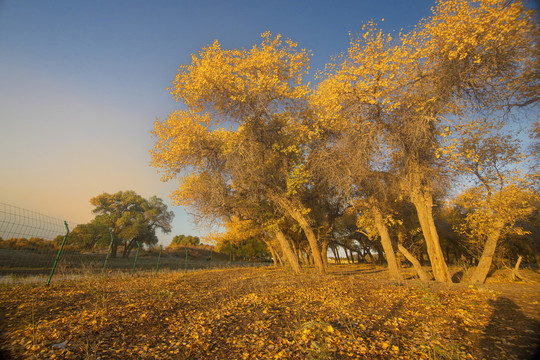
left=170, top=234, right=200, bottom=247
left=151, top=0, right=539, bottom=283
left=88, top=191, right=174, bottom=258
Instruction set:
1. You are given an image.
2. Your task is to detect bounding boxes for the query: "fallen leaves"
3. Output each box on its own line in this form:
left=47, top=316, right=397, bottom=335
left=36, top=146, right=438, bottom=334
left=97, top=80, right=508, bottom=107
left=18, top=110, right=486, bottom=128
left=0, top=266, right=538, bottom=359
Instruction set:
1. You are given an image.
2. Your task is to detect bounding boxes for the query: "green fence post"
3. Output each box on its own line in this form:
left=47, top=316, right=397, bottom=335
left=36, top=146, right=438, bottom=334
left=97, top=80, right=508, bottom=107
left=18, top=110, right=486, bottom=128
left=102, top=231, right=114, bottom=275
left=155, top=245, right=162, bottom=275
left=185, top=247, right=188, bottom=273
left=131, top=241, right=140, bottom=276
left=47, top=221, right=70, bottom=286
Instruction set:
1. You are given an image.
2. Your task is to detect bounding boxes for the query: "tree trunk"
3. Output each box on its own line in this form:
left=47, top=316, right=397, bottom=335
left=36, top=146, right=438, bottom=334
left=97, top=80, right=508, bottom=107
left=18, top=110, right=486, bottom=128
left=511, top=255, right=523, bottom=281
left=372, top=208, right=403, bottom=282
left=344, top=247, right=351, bottom=263
left=365, top=247, right=374, bottom=263
left=469, top=222, right=504, bottom=285
left=374, top=242, right=385, bottom=265
left=291, top=240, right=299, bottom=259
left=271, top=195, right=325, bottom=273
left=272, top=244, right=284, bottom=266
left=398, top=244, right=431, bottom=282
left=411, top=190, right=452, bottom=283
left=290, top=210, right=326, bottom=273
left=321, top=238, right=329, bottom=268
left=122, top=241, right=129, bottom=258
left=267, top=243, right=279, bottom=266
left=275, top=230, right=301, bottom=273
left=111, top=243, right=118, bottom=258
left=331, top=245, right=340, bottom=264
left=301, top=250, right=309, bottom=265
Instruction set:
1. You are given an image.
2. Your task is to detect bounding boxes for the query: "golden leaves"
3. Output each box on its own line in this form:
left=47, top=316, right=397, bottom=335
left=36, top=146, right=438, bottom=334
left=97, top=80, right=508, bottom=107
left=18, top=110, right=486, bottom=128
left=2, top=266, right=535, bottom=359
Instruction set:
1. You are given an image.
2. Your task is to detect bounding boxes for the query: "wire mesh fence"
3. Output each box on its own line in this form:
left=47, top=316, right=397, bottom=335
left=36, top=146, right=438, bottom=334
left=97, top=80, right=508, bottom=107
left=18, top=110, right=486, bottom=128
left=0, top=203, right=269, bottom=284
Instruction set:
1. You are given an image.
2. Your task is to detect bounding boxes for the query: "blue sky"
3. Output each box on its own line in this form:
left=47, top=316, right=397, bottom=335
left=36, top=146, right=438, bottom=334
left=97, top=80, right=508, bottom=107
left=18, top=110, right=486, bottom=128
left=0, top=1, right=533, bottom=245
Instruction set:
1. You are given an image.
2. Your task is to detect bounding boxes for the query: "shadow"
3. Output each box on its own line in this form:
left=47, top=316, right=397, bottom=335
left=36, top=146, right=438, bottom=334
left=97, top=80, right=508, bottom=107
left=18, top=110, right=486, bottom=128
left=480, top=297, right=540, bottom=360
left=451, top=270, right=464, bottom=283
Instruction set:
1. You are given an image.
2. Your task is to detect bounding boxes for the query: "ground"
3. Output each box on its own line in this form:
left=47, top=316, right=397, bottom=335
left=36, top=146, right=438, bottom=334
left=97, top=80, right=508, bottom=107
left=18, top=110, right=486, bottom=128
left=0, top=264, right=539, bottom=359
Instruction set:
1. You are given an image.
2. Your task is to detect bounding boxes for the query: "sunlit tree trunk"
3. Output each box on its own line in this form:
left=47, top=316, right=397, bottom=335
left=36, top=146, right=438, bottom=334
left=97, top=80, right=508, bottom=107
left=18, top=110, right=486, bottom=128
left=398, top=244, right=430, bottom=282
left=275, top=230, right=301, bottom=273
left=397, top=230, right=430, bottom=282
left=372, top=208, right=403, bottom=282
left=411, top=189, right=452, bottom=283
left=469, top=222, right=504, bottom=284
left=288, top=210, right=326, bottom=273
left=321, top=238, right=329, bottom=268
left=266, top=242, right=279, bottom=266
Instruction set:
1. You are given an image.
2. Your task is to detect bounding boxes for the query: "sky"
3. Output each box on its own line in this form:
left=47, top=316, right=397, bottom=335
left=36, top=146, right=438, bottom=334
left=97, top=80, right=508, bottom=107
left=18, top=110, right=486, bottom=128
left=0, top=0, right=535, bottom=245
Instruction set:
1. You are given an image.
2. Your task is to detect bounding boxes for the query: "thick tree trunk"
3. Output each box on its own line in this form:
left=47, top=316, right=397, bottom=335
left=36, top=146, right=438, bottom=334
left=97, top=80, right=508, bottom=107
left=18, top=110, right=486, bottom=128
left=275, top=230, right=301, bottom=273
left=111, top=243, right=118, bottom=258
left=374, top=242, right=385, bottom=265
left=398, top=244, right=431, bottom=282
left=290, top=211, right=326, bottom=273
left=321, top=238, right=329, bottom=268
left=271, top=195, right=325, bottom=273
left=469, top=222, right=503, bottom=285
left=291, top=240, right=299, bottom=259
left=372, top=208, right=403, bottom=282
left=411, top=190, right=452, bottom=283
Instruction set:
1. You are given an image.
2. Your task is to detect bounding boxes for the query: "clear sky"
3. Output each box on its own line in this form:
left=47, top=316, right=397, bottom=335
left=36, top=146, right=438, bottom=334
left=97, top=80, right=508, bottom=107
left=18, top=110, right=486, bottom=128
left=0, top=1, right=532, bottom=245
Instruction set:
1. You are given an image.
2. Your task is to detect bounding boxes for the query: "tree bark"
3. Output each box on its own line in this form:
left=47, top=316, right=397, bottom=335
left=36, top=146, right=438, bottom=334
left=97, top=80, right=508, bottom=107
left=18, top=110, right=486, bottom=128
left=398, top=244, right=431, bottom=282
left=289, top=210, right=326, bottom=273
left=267, top=243, right=279, bottom=266
left=275, top=230, right=301, bottom=273
left=321, top=238, right=329, bottom=268
left=365, top=247, right=374, bottom=263
left=411, top=190, right=452, bottom=283
left=111, top=243, right=118, bottom=258
left=331, top=245, right=340, bottom=264
left=469, top=222, right=504, bottom=284
left=372, top=208, right=403, bottom=282
left=270, top=195, right=325, bottom=273
left=344, top=247, right=351, bottom=263
left=374, top=242, right=385, bottom=265
left=511, top=255, right=523, bottom=281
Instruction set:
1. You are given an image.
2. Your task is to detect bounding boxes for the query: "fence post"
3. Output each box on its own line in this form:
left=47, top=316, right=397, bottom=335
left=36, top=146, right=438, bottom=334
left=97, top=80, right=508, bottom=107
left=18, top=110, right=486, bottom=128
left=46, top=221, right=69, bottom=286
left=185, top=247, right=188, bottom=273
left=102, top=231, right=114, bottom=275
left=131, top=241, right=140, bottom=276
left=155, top=245, right=162, bottom=275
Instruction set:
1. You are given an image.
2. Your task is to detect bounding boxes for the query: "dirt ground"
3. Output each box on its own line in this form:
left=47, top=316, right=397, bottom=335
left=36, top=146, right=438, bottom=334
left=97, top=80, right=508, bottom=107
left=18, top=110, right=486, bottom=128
left=0, top=264, right=539, bottom=359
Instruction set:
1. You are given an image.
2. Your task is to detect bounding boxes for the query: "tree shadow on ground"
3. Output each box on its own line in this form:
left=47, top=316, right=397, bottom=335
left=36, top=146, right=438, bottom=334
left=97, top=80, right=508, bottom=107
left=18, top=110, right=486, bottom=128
left=332, top=267, right=385, bottom=276
left=480, top=297, right=540, bottom=360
